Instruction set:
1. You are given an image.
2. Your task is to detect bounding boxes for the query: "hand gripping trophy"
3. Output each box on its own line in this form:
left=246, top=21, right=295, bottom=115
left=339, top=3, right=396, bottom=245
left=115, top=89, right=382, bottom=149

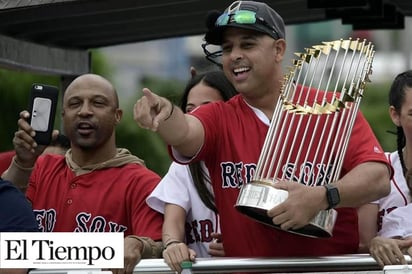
left=235, top=38, right=375, bottom=238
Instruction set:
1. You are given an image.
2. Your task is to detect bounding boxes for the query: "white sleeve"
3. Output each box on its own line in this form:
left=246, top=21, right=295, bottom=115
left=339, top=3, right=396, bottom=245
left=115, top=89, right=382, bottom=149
left=379, top=204, right=412, bottom=238
left=146, top=162, right=192, bottom=214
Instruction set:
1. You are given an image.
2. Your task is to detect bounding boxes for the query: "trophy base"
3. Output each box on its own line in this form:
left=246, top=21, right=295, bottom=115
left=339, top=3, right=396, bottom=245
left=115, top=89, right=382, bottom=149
left=235, top=181, right=338, bottom=238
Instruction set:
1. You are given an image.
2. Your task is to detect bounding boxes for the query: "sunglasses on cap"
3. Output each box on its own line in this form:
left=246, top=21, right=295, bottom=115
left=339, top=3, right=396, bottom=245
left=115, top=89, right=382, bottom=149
left=202, top=9, right=281, bottom=68
left=215, top=10, right=279, bottom=39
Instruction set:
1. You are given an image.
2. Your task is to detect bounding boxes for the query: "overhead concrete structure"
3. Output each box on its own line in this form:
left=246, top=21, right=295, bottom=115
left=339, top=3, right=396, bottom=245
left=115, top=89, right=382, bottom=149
left=0, top=0, right=410, bottom=75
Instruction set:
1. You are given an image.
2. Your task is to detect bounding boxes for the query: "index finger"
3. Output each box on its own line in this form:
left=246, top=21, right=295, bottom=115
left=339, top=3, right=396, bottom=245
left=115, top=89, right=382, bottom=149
left=141, top=87, right=173, bottom=127
left=133, top=88, right=159, bottom=130
left=20, top=110, right=30, bottom=119
left=17, top=110, right=35, bottom=138
left=142, top=88, right=161, bottom=110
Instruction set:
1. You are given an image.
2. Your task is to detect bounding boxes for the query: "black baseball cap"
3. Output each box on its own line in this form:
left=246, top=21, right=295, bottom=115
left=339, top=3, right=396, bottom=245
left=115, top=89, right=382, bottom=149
left=204, top=1, right=285, bottom=45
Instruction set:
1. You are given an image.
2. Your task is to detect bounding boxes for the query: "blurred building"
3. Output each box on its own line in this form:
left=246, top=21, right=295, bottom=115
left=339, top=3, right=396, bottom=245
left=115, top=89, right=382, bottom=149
left=101, top=18, right=412, bottom=100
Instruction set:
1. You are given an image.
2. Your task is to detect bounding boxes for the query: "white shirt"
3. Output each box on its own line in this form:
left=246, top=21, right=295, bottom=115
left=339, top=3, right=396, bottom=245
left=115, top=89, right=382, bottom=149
left=376, top=151, right=411, bottom=235
left=146, top=161, right=220, bottom=257
left=380, top=203, right=412, bottom=238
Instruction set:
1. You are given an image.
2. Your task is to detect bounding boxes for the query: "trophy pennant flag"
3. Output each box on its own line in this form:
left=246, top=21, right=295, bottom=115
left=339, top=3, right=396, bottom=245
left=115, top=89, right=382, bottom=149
left=235, top=38, right=375, bottom=238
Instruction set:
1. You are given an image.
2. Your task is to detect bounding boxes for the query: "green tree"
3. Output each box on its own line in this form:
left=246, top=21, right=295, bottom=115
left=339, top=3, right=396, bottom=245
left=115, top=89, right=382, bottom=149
left=0, top=70, right=59, bottom=151
left=360, top=82, right=396, bottom=153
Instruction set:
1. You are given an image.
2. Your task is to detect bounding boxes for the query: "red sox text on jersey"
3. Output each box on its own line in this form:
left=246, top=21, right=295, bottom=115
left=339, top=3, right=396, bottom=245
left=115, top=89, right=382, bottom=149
left=220, top=161, right=333, bottom=187
left=33, top=209, right=127, bottom=232
left=185, top=219, right=214, bottom=244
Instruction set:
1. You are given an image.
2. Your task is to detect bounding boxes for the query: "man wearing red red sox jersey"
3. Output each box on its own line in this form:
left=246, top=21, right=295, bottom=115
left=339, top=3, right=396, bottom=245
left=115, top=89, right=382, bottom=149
left=133, top=0, right=392, bottom=259
left=2, top=73, right=163, bottom=274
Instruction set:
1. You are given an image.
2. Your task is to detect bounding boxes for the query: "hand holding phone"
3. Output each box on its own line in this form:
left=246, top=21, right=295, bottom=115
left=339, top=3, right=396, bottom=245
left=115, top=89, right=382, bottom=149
left=28, top=84, right=59, bottom=145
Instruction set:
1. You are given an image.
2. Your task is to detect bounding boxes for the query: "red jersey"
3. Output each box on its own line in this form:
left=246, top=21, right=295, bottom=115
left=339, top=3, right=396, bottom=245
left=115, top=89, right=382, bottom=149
left=0, top=150, right=15, bottom=175
left=175, top=93, right=390, bottom=257
left=26, top=154, right=162, bottom=240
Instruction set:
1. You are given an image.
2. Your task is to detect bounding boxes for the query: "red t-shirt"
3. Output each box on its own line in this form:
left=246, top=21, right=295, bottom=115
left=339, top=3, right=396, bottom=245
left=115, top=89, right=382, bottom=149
left=174, top=92, right=390, bottom=257
left=0, top=150, right=15, bottom=175
left=27, top=154, right=162, bottom=240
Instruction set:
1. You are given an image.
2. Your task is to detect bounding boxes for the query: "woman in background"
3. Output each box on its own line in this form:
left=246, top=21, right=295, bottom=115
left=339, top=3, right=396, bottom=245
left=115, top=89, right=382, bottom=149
left=358, top=70, right=412, bottom=266
left=146, top=70, right=237, bottom=272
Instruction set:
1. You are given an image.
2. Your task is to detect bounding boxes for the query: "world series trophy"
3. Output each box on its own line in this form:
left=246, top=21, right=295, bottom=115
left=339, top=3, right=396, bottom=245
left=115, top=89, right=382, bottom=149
left=235, top=38, right=375, bottom=238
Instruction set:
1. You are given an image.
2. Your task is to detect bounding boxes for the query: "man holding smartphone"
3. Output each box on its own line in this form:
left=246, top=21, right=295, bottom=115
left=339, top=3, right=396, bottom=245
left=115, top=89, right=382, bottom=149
left=2, top=73, right=163, bottom=274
